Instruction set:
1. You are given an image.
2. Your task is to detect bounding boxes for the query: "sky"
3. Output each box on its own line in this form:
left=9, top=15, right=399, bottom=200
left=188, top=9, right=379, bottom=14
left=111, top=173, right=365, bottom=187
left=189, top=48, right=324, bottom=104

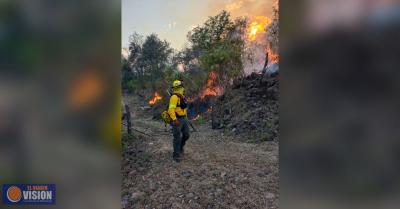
left=122, top=0, right=275, bottom=50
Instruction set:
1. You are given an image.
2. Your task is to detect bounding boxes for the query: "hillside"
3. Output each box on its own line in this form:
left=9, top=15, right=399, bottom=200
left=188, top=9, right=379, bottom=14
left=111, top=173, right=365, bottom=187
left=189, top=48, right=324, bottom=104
left=211, top=72, right=279, bottom=143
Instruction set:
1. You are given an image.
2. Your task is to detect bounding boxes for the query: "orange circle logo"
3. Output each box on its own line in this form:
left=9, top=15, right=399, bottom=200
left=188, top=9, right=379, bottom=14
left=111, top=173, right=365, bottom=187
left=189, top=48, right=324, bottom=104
left=7, top=186, right=22, bottom=202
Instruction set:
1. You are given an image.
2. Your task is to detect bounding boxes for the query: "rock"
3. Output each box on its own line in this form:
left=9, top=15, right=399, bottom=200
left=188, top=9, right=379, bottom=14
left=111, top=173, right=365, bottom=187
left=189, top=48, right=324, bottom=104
left=121, top=195, right=129, bottom=208
left=265, top=192, right=276, bottom=199
left=131, top=192, right=144, bottom=200
left=181, top=171, right=191, bottom=178
left=211, top=72, right=279, bottom=142
left=186, top=193, right=194, bottom=198
left=211, top=118, right=220, bottom=129
left=170, top=183, right=179, bottom=190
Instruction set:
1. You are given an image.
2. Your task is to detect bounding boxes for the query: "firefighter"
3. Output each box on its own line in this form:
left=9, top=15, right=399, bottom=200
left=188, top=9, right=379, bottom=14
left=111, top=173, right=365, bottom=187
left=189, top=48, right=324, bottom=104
left=168, top=80, right=190, bottom=162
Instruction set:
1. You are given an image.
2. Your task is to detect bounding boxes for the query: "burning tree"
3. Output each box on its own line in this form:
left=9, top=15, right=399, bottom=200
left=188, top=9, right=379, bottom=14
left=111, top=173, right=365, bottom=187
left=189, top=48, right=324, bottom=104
left=185, top=11, right=248, bottom=98
left=121, top=9, right=278, bottom=112
left=240, top=2, right=279, bottom=73
left=199, top=71, right=222, bottom=99
left=265, top=6, right=279, bottom=65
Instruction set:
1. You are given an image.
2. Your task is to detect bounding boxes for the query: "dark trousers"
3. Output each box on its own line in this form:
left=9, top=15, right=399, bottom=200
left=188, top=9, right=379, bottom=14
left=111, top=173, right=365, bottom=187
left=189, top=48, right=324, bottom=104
left=172, top=117, right=190, bottom=158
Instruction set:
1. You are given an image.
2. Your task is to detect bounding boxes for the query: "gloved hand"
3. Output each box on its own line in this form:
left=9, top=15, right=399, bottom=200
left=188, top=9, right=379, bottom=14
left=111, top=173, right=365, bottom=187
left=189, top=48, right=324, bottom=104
left=172, top=120, right=180, bottom=126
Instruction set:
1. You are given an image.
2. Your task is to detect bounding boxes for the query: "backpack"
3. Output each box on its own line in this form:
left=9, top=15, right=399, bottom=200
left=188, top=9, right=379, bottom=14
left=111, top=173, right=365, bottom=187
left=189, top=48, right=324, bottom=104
left=161, top=110, right=172, bottom=124
left=161, top=94, right=187, bottom=124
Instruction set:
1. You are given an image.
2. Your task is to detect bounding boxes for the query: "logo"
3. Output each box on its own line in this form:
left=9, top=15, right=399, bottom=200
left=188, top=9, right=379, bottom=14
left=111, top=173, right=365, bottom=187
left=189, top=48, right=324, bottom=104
left=2, top=184, right=56, bottom=205
left=6, top=186, right=22, bottom=202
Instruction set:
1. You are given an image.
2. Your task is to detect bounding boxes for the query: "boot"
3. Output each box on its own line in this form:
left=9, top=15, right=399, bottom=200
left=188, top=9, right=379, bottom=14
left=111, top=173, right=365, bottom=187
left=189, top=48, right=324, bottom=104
left=173, top=156, right=181, bottom=163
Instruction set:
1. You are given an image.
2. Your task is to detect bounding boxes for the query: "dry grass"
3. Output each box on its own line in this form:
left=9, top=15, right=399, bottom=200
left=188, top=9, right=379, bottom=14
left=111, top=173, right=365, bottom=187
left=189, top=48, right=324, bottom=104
left=122, top=97, right=279, bottom=209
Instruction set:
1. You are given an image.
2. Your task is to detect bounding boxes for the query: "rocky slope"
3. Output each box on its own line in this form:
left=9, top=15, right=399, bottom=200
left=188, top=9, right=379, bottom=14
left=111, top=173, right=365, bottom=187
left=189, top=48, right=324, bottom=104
left=211, top=72, right=279, bottom=143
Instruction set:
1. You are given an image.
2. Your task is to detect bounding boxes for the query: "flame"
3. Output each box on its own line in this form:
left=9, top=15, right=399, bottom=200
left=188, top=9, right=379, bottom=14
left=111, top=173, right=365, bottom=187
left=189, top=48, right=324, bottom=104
left=148, top=92, right=162, bottom=105
left=199, top=71, right=222, bottom=99
left=248, top=16, right=271, bottom=41
left=267, top=46, right=279, bottom=64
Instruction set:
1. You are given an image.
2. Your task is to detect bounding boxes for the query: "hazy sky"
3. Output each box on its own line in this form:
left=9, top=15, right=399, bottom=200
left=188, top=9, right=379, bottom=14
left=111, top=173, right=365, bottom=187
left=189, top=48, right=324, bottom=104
left=122, top=0, right=274, bottom=50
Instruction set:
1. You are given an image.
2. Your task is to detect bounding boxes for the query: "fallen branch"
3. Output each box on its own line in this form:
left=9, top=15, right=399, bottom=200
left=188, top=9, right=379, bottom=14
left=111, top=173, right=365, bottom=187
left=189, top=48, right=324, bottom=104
left=187, top=120, right=198, bottom=132
left=133, top=129, right=152, bottom=137
left=121, top=122, right=152, bottom=137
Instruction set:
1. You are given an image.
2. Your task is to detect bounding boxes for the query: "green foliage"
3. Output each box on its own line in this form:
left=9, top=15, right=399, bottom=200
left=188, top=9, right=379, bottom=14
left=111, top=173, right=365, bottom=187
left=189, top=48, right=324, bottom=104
left=126, top=80, right=139, bottom=93
left=122, top=11, right=247, bottom=98
left=138, top=34, right=173, bottom=79
left=189, top=11, right=232, bottom=48
left=164, top=65, right=181, bottom=85
left=122, top=33, right=173, bottom=94
left=121, top=58, right=133, bottom=91
left=200, top=41, right=243, bottom=83
left=187, top=11, right=247, bottom=88
left=197, top=116, right=206, bottom=125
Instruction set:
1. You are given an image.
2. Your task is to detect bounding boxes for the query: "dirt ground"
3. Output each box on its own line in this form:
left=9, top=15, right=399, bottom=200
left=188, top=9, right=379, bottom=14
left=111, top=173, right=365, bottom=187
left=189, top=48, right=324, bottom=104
left=122, top=96, right=279, bottom=209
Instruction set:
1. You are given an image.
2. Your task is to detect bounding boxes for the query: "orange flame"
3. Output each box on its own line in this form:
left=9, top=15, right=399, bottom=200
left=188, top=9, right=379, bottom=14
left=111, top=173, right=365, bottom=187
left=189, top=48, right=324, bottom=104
left=267, top=46, right=279, bottom=64
left=148, top=92, right=162, bottom=105
left=199, top=71, right=222, bottom=99
left=248, top=16, right=271, bottom=41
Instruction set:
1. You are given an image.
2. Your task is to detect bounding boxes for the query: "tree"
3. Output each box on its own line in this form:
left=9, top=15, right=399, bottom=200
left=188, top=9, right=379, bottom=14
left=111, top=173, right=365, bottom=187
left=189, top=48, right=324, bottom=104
left=122, top=11, right=249, bottom=96
left=187, top=11, right=247, bottom=89
left=188, top=11, right=237, bottom=54
left=121, top=57, right=137, bottom=92
left=266, top=6, right=279, bottom=56
left=128, top=32, right=143, bottom=73
left=137, top=34, right=173, bottom=81
left=123, top=32, right=173, bottom=93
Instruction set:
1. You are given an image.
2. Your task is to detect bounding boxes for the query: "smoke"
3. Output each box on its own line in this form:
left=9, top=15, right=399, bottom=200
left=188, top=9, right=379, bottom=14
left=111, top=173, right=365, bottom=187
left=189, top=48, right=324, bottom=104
left=221, top=0, right=275, bottom=18
left=226, top=0, right=278, bottom=74
left=244, top=42, right=268, bottom=74
left=212, top=0, right=278, bottom=74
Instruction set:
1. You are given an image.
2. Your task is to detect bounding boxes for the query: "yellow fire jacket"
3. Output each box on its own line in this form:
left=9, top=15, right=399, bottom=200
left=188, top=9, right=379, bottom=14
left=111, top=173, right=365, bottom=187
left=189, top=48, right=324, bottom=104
left=168, top=92, right=187, bottom=121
